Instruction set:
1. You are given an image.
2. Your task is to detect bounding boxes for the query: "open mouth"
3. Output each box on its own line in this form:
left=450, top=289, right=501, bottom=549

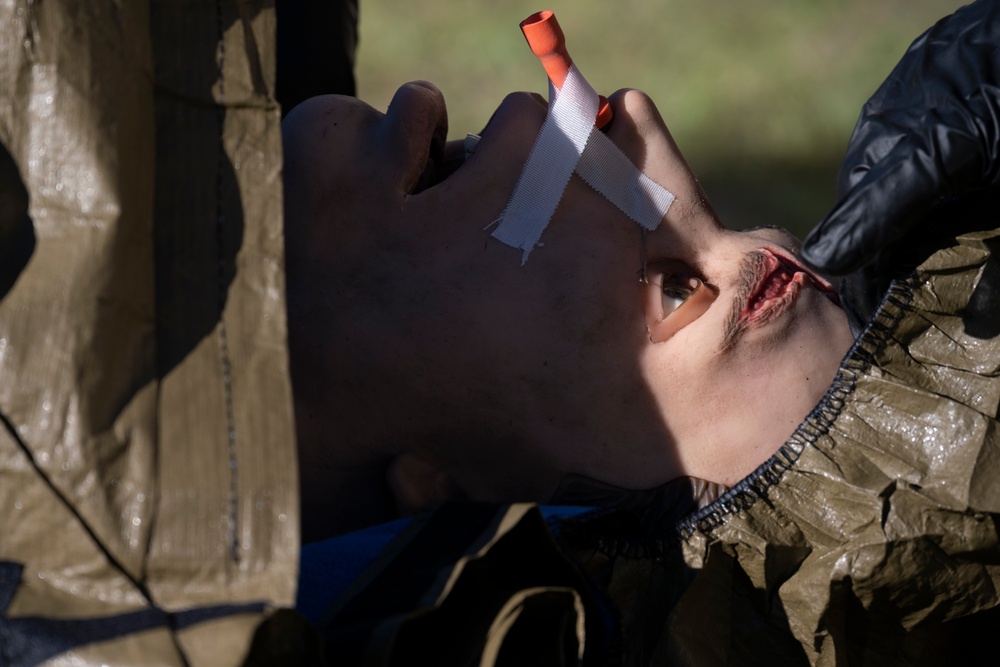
left=740, top=248, right=840, bottom=324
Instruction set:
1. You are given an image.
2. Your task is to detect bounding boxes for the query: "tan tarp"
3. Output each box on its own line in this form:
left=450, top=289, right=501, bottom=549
left=568, top=227, right=1000, bottom=665
left=0, top=2, right=298, bottom=665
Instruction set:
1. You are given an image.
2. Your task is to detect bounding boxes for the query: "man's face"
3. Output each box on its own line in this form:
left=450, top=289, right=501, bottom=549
left=284, top=82, right=855, bottom=501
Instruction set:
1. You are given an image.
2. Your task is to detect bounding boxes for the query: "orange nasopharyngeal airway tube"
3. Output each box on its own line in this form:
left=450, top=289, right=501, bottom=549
left=519, top=10, right=613, bottom=128
left=490, top=11, right=675, bottom=264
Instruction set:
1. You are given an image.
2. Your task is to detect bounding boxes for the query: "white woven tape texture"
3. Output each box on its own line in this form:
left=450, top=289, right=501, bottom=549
left=491, top=66, right=675, bottom=263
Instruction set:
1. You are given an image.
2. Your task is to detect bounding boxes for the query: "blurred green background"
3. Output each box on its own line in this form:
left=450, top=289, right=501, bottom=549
left=356, top=0, right=966, bottom=237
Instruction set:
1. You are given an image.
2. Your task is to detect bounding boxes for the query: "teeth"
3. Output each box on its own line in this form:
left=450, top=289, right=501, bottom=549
left=748, top=259, right=799, bottom=315
left=741, top=247, right=841, bottom=324
left=761, top=267, right=793, bottom=300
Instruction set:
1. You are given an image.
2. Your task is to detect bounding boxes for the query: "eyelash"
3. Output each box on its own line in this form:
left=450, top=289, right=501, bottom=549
left=643, top=266, right=717, bottom=343
left=661, top=281, right=696, bottom=314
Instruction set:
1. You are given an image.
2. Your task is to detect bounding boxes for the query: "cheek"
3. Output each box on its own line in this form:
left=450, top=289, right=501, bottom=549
left=476, top=266, right=633, bottom=364
left=468, top=267, right=648, bottom=411
left=639, top=331, right=712, bottom=422
left=782, top=298, right=855, bottom=394
left=636, top=303, right=742, bottom=425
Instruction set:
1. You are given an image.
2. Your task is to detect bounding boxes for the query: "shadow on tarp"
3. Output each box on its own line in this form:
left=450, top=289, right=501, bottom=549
left=0, top=143, right=35, bottom=302
left=150, top=4, right=247, bottom=378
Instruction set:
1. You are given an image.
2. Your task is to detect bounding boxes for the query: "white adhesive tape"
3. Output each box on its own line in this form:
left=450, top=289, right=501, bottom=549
left=491, top=66, right=675, bottom=263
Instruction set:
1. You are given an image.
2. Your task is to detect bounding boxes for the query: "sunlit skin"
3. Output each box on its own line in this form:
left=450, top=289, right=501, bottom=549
left=283, top=82, right=856, bottom=541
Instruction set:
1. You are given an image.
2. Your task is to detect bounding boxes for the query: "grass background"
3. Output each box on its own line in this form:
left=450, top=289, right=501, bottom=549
left=356, top=0, right=967, bottom=237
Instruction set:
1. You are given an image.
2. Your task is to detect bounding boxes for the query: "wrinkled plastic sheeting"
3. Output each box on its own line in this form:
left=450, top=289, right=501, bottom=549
left=0, top=2, right=297, bottom=666
left=665, top=229, right=1000, bottom=665
left=554, top=229, right=1000, bottom=665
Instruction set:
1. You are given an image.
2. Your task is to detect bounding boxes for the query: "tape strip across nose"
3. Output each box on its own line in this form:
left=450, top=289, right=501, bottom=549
left=490, top=65, right=675, bottom=264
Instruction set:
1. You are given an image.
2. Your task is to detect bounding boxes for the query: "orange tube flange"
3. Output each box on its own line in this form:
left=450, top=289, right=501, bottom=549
left=520, top=11, right=613, bottom=129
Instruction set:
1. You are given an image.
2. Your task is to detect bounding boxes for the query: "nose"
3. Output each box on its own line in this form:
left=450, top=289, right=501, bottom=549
left=604, top=88, right=726, bottom=263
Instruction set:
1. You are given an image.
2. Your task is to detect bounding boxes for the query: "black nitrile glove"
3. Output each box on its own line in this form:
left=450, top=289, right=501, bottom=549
left=802, top=0, right=1000, bottom=324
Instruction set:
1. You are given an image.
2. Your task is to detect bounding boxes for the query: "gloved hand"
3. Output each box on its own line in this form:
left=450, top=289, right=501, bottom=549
left=802, top=0, right=1000, bottom=278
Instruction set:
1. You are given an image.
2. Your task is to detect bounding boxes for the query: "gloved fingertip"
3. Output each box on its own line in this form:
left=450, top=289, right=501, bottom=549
left=801, top=224, right=850, bottom=275
left=803, top=184, right=885, bottom=275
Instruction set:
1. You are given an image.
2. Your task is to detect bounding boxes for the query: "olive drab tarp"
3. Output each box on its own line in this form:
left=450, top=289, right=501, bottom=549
left=0, top=2, right=298, bottom=665
left=565, top=227, right=1000, bottom=665
left=5, top=1, right=1000, bottom=665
